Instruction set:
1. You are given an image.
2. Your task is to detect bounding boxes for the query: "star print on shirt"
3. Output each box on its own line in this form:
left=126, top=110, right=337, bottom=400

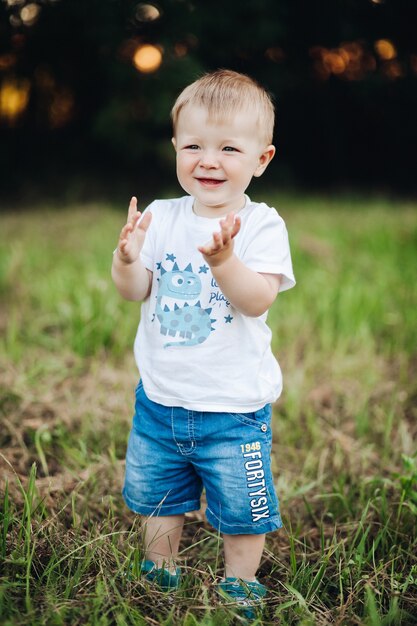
left=224, top=315, right=233, bottom=323
left=199, top=265, right=209, bottom=274
left=156, top=262, right=162, bottom=270
left=166, top=253, right=176, bottom=262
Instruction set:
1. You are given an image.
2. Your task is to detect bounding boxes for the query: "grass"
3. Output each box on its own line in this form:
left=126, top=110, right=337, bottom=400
left=0, top=193, right=417, bottom=625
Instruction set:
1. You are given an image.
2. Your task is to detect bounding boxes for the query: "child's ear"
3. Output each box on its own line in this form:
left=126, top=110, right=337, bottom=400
left=171, top=137, right=177, bottom=150
left=254, top=145, right=276, bottom=177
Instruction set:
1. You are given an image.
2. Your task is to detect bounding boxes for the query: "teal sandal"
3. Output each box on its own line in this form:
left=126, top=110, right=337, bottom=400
left=127, top=559, right=181, bottom=591
left=217, top=577, right=267, bottom=620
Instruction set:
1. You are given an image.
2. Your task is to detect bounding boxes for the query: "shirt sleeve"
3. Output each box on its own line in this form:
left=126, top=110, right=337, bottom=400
left=240, top=205, right=296, bottom=293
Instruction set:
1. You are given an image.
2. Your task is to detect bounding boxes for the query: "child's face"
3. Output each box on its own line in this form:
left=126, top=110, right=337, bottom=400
left=172, top=105, right=275, bottom=218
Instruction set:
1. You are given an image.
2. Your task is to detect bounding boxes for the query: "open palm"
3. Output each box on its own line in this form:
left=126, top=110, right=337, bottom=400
left=117, top=197, right=152, bottom=264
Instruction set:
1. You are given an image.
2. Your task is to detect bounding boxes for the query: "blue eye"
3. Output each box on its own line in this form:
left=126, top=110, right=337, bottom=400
left=186, top=145, right=199, bottom=150
left=223, top=146, right=237, bottom=152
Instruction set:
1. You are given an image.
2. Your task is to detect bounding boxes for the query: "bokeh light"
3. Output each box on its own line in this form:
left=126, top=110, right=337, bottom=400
left=135, top=3, right=161, bottom=22
left=9, top=15, right=21, bottom=26
left=381, top=60, right=404, bottom=80
left=174, top=43, right=188, bottom=58
left=265, top=47, right=285, bottom=63
left=133, top=44, right=163, bottom=73
left=310, top=42, right=377, bottom=81
left=374, top=39, right=397, bottom=61
left=323, top=51, right=346, bottom=74
left=20, top=3, right=41, bottom=26
left=0, top=77, right=30, bottom=123
left=49, top=88, right=74, bottom=128
left=0, top=54, right=17, bottom=71
left=33, top=66, right=75, bottom=128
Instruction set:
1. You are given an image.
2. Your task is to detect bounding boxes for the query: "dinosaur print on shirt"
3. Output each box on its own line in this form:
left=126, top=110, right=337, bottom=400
left=155, top=261, right=216, bottom=348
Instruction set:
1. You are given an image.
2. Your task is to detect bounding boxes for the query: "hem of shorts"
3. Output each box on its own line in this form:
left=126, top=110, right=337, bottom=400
left=205, top=507, right=283, bottom=535
left=122, top=489, right=200, bottom=516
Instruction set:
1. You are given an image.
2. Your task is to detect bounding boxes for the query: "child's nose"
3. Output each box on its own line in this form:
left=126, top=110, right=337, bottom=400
left=199, top=150, right=219, bottom=168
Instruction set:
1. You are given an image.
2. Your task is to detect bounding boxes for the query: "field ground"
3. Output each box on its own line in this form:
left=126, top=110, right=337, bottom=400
left=1, top=193, right=417, bottom=625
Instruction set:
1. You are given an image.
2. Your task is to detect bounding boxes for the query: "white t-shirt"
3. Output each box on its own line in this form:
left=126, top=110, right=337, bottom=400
left=134, top=194, right=295, bottom=412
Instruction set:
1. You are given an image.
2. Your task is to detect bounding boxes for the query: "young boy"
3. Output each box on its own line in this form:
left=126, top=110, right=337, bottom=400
left=112, top=69, right=295, bottom=614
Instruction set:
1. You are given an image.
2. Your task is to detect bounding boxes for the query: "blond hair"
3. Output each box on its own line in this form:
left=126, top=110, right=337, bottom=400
left=171, top=69, right=275, bottom=145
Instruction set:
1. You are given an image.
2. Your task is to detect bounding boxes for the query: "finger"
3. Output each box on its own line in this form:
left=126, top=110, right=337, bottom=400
left=212, top=231, right=223, bottom=249
left=137, top=211, right=152, bottom=232
left=222, top=212, right=235, bottom=229
left=131, top=212, right=142, bottom=229
left=120, top=222, right=133, bottom=241
left=221, top=212, right=240, bottom=241
left=219, top=221, right=233, bottom=245
left=119, top=239, right=129, bottom=255
left=127, top=196, right=138, bottom=222
left=199, top=245, right=217, bottom=256
left=230, top=215, right=241, bottom=238
left=198, top=238, right=217, bottom=256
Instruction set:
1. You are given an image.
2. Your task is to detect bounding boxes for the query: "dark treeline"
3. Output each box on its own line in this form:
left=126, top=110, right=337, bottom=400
left=0, top=0, right=416, bottom=204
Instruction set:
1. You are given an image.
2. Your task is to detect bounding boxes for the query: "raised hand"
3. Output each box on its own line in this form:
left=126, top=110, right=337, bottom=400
left=117, top=196, right=152, bottom=264
left=198, top=212, right=241, bottom=267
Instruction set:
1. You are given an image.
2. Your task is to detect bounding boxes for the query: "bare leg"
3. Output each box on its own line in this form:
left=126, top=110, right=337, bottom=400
left=142, top=514, right=185, bottom=569
left=223, top=533, right=266, bottom=580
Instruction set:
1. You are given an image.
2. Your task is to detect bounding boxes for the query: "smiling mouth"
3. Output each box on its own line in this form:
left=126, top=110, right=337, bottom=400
left=167, top=287, right=200, bottom=297
left=196, top=178, right=226, bottom=186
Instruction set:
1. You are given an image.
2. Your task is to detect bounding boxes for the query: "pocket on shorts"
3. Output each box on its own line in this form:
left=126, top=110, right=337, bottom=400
left=227, top=404, right=271, bottom=432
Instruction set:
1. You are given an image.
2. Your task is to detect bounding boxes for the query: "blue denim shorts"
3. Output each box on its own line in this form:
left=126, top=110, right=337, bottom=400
left=122, top=381, right=282, bottom=535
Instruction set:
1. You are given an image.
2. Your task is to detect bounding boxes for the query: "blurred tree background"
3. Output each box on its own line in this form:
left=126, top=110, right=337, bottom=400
left=0, top=0, right=416, bottom=205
